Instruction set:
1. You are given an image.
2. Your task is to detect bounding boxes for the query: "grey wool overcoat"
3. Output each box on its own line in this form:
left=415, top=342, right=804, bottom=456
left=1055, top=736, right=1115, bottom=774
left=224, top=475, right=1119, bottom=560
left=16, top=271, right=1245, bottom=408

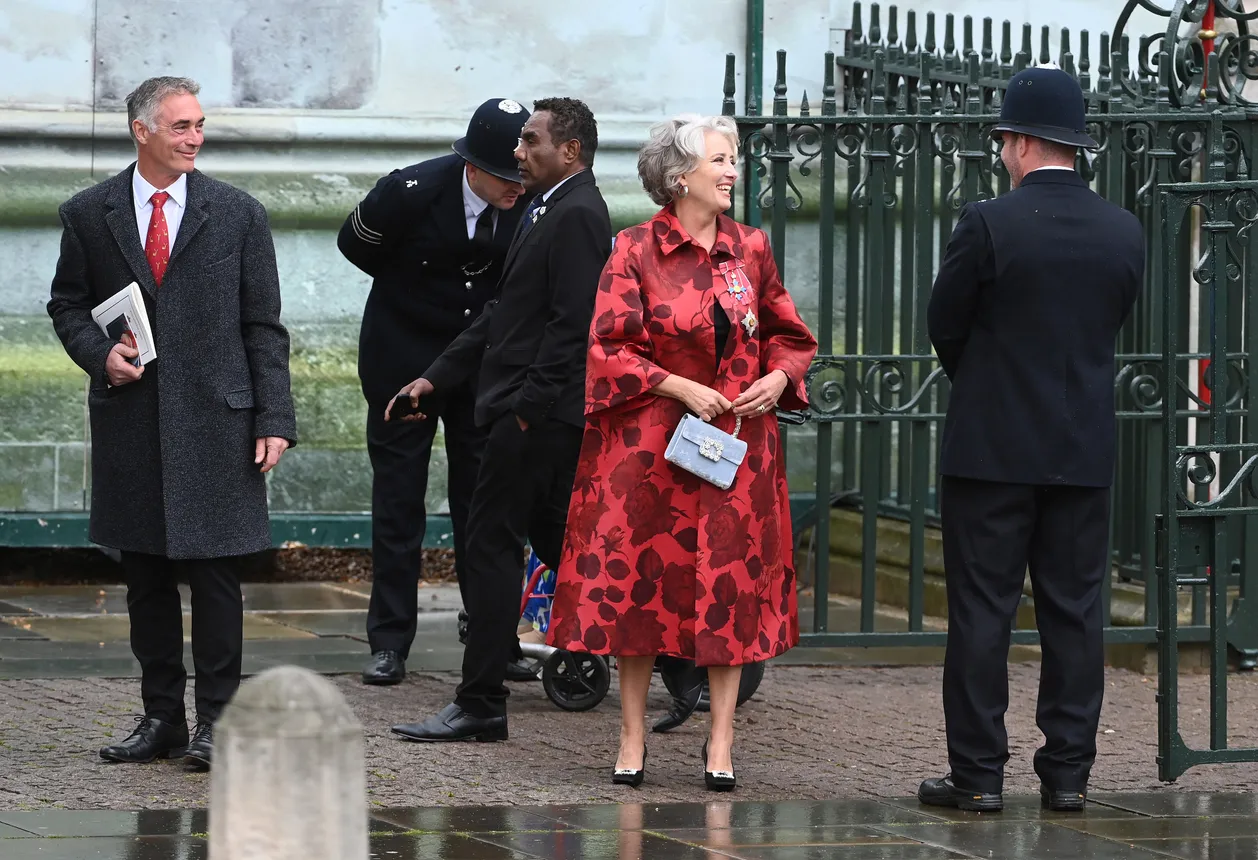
left=47, top=165, right=298, bottom=560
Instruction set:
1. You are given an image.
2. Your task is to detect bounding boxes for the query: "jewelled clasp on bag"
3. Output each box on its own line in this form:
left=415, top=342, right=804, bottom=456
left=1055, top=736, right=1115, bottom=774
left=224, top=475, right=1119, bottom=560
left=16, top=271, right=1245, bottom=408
left=699, top=437, right=725, bottom=462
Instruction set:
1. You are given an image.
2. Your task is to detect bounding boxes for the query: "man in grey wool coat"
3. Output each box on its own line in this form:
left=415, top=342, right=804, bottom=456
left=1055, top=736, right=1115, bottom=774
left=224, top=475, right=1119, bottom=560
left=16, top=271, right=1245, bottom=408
left=47, top=76, right=297, bottom=772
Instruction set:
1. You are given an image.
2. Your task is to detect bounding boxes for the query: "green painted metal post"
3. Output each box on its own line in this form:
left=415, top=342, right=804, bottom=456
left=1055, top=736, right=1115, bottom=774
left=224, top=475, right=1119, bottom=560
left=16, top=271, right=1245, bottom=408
left=745, top=0, right=765, bottom=229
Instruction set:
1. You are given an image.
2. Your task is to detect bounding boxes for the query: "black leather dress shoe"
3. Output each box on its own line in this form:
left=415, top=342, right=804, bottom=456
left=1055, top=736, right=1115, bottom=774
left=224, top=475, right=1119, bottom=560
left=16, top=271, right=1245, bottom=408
left=184, top=720, right=213, bottom=772
left=1041, top=785, right=1087, bottom=811
left=392, top=703, right=508, bottom=743
left=918, top=775, right=1003, bottom=812
left=99, top=716, right=189, bottom=764
left=504, top=658, right=539, bottom=682
left=362, top=650, right=406, bottom=686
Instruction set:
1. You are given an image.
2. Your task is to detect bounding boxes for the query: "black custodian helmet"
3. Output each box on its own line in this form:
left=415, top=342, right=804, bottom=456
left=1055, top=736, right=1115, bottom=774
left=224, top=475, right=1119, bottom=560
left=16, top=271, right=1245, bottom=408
left=992, top=66, right=1098, bottom=150
left=452, top=98, right=531, bottom=182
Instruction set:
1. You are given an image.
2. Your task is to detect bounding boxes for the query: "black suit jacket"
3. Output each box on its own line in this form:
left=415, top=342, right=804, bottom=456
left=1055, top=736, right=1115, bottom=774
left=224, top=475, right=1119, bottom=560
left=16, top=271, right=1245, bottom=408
left=424, top=170, right=612, bottom=429
left=927, top=169, right=1144, bottom=487
left=337, top=153, right=527, bottom=405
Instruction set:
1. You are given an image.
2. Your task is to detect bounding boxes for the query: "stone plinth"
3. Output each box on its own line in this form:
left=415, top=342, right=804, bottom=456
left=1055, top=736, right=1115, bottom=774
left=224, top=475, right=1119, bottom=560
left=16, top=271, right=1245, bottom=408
left=210, top=665, right=366, bottom=860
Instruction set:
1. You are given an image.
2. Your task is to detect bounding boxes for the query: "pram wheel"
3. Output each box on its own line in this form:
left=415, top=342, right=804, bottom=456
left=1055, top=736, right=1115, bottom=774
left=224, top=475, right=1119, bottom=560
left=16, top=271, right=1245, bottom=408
left=542, top=650, right=610, bottom=712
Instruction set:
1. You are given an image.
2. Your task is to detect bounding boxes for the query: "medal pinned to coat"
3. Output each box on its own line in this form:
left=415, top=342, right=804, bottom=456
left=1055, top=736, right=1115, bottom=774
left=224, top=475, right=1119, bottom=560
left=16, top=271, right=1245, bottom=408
left=718, top=260, right=759, bottom=338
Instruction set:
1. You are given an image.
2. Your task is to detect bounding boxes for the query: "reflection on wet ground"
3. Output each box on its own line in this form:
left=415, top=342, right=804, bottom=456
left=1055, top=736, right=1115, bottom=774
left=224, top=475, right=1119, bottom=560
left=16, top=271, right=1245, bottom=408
left=3, top=794, right=1258, bottom=859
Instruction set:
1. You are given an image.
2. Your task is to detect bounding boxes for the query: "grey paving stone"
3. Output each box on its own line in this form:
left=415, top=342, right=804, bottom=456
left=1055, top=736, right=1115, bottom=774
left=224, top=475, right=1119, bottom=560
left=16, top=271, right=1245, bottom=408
left=0, top=665, right=1255, bottom=812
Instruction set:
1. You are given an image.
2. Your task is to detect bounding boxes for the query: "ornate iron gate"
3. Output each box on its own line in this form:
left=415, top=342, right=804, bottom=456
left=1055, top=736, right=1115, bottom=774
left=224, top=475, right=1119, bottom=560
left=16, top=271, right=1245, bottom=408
left=1156, top=114, right=1258, bottom=780
left=722, top=0, right=1257, bottom=779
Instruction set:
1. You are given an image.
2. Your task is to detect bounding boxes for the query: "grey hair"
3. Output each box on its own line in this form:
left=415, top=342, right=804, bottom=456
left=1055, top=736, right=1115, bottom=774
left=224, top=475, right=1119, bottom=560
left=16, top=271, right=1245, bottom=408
left=125, top=76, right=201, bottom=143
left=637, top=114, right=740, bottom=206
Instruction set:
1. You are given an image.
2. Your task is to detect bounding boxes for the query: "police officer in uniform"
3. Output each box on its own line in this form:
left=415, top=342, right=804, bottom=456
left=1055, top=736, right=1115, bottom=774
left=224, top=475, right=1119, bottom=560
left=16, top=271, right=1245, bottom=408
left=918, top=67, right=1143, bottom=812
left=338, top=98, right=532, bottom=686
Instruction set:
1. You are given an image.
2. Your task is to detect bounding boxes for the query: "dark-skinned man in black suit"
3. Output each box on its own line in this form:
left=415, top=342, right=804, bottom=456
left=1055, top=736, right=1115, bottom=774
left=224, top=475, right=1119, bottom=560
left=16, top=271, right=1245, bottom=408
left=337, top=99, right=533, bottom=687
left=918, top=66, right=1143, bottom=813
left=387, top=97, right=612, bottom=742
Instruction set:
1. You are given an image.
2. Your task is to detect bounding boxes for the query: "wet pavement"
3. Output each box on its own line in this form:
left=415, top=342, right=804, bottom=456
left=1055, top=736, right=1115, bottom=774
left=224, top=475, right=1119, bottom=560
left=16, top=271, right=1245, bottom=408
left=1, top=582, right=1257, bottom=858
left=3, top=794, right=1258, bottom=858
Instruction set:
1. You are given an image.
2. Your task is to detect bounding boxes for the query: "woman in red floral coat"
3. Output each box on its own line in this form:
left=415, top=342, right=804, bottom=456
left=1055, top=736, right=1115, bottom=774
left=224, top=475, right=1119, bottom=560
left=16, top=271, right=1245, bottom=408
left=547, top=114, right=817, bottom=790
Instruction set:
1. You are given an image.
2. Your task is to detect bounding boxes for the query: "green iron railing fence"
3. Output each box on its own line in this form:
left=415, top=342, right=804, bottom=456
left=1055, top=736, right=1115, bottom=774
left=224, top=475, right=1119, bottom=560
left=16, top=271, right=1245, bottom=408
left=720, top=0, right=1257, bottom=779
left=720, top=0, right=1256, bottom=643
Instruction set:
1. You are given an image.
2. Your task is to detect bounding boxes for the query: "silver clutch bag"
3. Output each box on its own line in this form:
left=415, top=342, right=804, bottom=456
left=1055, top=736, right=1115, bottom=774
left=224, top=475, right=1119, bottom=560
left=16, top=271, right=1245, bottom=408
left=664, top=414, right=747, bottom=490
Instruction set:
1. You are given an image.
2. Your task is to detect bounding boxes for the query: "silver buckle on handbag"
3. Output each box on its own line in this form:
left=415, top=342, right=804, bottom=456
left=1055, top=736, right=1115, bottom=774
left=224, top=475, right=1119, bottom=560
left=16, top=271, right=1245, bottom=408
left=699, top=437, right=724, bottom=462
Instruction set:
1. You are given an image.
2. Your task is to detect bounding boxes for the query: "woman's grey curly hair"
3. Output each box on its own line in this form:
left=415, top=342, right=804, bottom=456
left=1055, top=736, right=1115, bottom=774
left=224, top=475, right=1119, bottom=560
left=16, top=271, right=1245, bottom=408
left=637, top=114, right=740, bottom=207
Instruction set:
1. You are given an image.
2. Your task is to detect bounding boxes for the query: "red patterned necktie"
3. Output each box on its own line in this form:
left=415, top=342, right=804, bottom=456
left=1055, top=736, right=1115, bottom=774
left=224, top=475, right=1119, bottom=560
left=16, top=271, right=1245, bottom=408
left=146, top=191, right=171, bottom=286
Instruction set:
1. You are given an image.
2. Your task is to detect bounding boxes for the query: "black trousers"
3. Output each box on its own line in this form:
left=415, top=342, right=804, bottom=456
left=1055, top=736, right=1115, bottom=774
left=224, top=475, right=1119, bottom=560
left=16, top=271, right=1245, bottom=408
left=455, top=413, right=583, bottom=718
left=121, top=552, right=244, bottom=723
left=364, top=381, right=484, bottom=659
left=939, top=476, right=1110, bottom=794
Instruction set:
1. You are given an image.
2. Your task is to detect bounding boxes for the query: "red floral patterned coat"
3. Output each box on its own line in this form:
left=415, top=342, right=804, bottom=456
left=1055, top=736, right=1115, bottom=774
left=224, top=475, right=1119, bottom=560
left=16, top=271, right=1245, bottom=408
left=546, top=207, right=818, bottom=666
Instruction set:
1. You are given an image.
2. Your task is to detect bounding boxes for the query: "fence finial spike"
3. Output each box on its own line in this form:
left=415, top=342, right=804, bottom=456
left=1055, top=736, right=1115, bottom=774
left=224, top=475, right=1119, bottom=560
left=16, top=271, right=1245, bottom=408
left=851, top=0, right=864, bottom=43
left=1000, top=21, right=1012, bottom=67
left=773, top=49, right=788, bottom=116
left=982, top=18, right=993, bottom=61
left=888, top=5, right=899, bottom=48
left=722, top=54, right=737, bottom=116
left=925, top=12, right=936, bottom=54
left=963, top=15, right=974, bottom=57
left=870, top=2, right=882, bottom=44
left=944, top=13, right=956, bottom=57
left=1040, top=25, right=1051, bottom=66
left=906, top=11, right=918, bottom=52
left=822, top=51, right=837, bottom=116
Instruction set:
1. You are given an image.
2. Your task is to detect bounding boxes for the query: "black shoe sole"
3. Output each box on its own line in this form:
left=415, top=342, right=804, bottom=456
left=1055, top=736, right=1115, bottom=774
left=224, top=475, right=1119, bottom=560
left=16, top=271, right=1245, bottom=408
left=612, top=770, right=645, bottom=787
left=391, top=726, right=508, bottom=743
left=362, top=675, right=404, bottom=686
left=1041, top=794, right=1086, bottom=812
left=183, top=754, right=211, bottom=772
left=918, top=792, right=1004, bottom=812
left=704, top=774, right=737, bottom=791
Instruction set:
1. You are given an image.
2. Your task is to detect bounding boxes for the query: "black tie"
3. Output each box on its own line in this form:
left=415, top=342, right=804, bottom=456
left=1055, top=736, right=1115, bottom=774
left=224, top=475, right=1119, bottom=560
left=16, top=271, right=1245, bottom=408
left=473, top=206, right=494, bottom=249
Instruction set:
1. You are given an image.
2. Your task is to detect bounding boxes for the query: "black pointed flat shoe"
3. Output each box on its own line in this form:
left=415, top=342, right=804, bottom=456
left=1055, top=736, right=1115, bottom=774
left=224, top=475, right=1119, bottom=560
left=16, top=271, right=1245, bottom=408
left=702, top=740, right=736, bottom=792
left=612, top=744, right=647, bottom=787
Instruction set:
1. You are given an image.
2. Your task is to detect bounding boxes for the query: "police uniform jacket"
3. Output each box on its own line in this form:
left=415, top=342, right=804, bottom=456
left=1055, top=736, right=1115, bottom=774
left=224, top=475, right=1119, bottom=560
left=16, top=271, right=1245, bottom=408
left=338, top=153, right=528, bottom=405
left=927, top=169, right=1144, bottom=487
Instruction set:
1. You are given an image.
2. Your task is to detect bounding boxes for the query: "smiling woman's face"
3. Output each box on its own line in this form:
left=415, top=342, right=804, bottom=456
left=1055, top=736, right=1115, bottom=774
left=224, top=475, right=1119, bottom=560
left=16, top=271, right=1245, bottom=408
left=680, top=130, right=739, bottom=215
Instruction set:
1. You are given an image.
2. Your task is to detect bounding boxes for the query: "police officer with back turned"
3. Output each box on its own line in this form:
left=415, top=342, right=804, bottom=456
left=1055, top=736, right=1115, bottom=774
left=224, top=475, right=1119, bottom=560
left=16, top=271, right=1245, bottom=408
left=918, top=66, right=1143, bottom=813
left=338, top=98, right=531, bottom=686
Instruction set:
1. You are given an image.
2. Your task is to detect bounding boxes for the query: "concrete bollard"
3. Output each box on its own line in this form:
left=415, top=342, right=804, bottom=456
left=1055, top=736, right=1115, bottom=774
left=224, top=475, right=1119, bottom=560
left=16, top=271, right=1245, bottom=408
left=210, top=665, right=367, bottom=860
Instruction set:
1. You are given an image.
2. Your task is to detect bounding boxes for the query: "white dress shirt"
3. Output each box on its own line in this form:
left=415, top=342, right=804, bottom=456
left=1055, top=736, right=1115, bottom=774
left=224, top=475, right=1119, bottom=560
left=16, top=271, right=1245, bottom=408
left=133, top=169, right=188, bottom=250
left=541, top=168, right=586, bottom=203
left=462, top=168, right=497, bottom=240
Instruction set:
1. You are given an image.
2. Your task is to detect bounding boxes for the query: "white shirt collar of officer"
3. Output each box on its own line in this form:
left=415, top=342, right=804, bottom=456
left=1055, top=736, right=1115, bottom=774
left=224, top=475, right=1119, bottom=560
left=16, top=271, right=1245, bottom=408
left=461, top=167, right=496, bottom=240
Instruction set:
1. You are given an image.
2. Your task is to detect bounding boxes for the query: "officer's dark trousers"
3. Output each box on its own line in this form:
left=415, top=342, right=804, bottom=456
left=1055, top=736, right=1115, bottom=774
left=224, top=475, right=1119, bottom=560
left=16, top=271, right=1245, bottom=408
left=122, top=552, right=243, bottom=723
left=455, top=413, right=583, bottom=718
left=939, top=475, right=1110, bottom=794
left=365, top=382, right=484, bottom=659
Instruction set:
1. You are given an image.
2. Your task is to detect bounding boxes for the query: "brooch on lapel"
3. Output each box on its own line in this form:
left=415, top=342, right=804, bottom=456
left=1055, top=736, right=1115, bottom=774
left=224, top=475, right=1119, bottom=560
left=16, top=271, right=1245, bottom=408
left=718, top=260, right=753, bottom=304
left=742, top=311, right=758, bottom=337
left=530, top=205, right=547, bottom=224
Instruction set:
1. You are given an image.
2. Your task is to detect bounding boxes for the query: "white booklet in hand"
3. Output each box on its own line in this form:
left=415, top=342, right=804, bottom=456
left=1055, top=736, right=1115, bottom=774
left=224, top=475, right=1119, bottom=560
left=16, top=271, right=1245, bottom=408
left=91, top=282, right=156, bottom=367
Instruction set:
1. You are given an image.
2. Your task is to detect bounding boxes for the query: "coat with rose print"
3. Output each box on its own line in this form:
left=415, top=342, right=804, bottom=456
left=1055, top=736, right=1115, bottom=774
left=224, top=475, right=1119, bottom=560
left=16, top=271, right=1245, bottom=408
left=546, top=206, right=818, bottom=666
